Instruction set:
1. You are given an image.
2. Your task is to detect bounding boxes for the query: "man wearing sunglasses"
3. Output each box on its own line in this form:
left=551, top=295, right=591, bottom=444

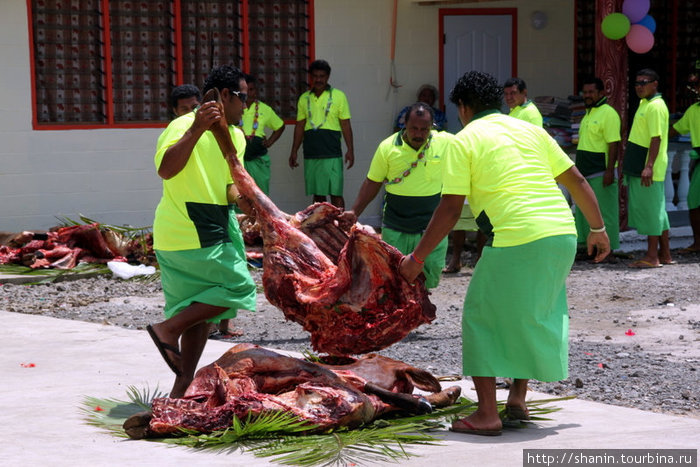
left=623, top=68, right=672, bottom=268
left=148, top=65, right=257, bottom=398
left=289, top=59, right=355, bottom=209
left=669, top=72, right=700, bottom=253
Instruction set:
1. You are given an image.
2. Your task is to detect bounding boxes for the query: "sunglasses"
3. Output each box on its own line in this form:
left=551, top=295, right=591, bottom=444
left=231, top=90, right=248, bottom=103
left=634, top=80, right=654, bottom=86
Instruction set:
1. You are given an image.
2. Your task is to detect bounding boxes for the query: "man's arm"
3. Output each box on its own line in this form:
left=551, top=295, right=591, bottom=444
left=263, top=125, right=285, bottom=148
left=641, top=136, right=661, bottom=187
left=342, top=178, right=382, bottom=224
left=340, top=118, right=355, bottom=169
left=556, top=166, right=610, bottom=262
left=399, top=194, right=464, bottom=282
left=603, top=141, right=619, bottom=187
left=288, top=120, right=306, bottom=168
left=157, top=101, right=220, bottom=179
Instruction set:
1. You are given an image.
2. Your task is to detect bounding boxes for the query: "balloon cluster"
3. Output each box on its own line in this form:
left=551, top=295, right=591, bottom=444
left=601, top=0, right=655, bottom=54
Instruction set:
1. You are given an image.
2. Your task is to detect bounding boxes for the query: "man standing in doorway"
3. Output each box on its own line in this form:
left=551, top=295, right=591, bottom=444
left=344, top=103, right=453, bottom=289
left=289, top=60, right=354, bottom=208
left=623, top=68, right=672, bottom=268
left=503, top=77, right=543, bottom=127
left=574, top=77, right=621, bottom=255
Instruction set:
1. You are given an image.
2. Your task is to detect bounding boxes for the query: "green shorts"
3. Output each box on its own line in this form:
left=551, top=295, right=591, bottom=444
left=381, top=226, right=448, bottom=289
left=624, top=175, right=670, bottom=235
left=245, top=153, right=271, bottom=195
left=574, top=175, right=620, bottom=250
left=453, top=204, right=478, bottom=231
left=155, top=215, right=257, bottom=323
left=462, top=235, right=576, bottom=382
left=304, top=157, right=344, bottom=196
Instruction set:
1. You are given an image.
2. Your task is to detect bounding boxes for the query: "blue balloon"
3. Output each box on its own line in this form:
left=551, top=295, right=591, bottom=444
left=635, top=15, right=656, bottom=34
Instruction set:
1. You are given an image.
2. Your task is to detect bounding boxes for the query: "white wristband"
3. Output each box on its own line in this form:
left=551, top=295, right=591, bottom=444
left=589, top=225, right=606, bottom=233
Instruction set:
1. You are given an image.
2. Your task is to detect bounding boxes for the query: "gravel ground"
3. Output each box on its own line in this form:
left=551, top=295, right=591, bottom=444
left=1, top=248, right=698, bottom=418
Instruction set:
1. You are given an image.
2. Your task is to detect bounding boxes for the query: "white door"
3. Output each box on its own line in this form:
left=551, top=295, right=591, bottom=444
left=442, top=13, right=514, bottom=134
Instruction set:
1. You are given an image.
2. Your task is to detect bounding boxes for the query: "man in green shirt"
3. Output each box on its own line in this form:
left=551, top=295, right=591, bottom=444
left=239, top=74, right=285, bottom=195
left=148, top=65, right=257, bottom=398
left=670, top=72, right=700, bottom=253
left=503, top=77, right=543, bottom=127
left=170, top=84, right=201, bottom=118
left=623, top=68, right=672, bottom=268
left=344, top=103, right=453, bottom=288
left=574, top=77, right=621, bottom=253
left=400, top=70, right=609, bottom=436
left=289, top=60, right=355, bottom=208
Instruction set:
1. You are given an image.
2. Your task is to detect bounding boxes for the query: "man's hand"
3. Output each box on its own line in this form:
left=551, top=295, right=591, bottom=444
left=399, top=254, right=423, bottom=284
left=587, top=231, right=611, bottom=263
left=289, top=152, right=299, bottom=168
left=339, top=210, right=357, bottom=226
left=345, top=150, right=355, bottom=169
left=192, top=101, right=223, bottom=134
left=640, top=166, right=653, bottom=187
left=602, top=168, right=615, bottom=187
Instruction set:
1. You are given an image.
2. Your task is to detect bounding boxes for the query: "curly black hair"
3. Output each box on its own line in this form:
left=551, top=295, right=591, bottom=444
left=202, top=65, right=246, bottom=95
left=449, top=71, right=503, bottom=114
left=170, top=84, right=201, bottom=109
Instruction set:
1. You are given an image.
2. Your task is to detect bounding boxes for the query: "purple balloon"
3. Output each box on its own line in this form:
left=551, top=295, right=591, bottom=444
left=626, top=24, right=654, bottom=54
left=635, top=15, right=656, bottom=34
left=622, top=0, right=650, bottom=24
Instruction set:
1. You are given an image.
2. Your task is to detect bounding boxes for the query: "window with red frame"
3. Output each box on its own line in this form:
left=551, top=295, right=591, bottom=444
left=28, top=0, right=312, bottom=129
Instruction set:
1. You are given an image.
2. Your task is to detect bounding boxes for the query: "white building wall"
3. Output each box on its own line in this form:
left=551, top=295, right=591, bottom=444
left=0, top=0, right=575, bottom=232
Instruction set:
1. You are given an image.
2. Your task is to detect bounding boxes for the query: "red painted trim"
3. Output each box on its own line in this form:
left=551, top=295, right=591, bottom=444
left=26, top=0, right=39, bottom=130
left=32, top=122, right=168, bottom=131
left=670, top=0, right=678, bottom=113
left=101, top=0, right=114, bottom=125
left=308, top=0, right=315, bottom=64
left=438, top=8, right=518, bottom=109
left=241, top=0, right=250, bottom=73
left=573, top=0, right=579, bottom=94
left=174, top=0, right=183, bottom=84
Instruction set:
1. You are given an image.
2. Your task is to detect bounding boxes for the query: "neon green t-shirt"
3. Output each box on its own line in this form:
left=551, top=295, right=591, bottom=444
left=368, top=130, right=454, bottom=232
left=368, top=130, right=453, bottom=196
left=153, top=113, right=246, bottom=251
left=296, top=87, right=351, bottom=132
left=296, top=87, right=351, bottom=158
left=673, top=102, right=700, bottom=149
left=575, top=99, right=621, bottom=176
left=443, top=111, right=575, bottom=247
left=626, top=94, right=669, bottom=181
left=509, top=100, right=543, bottom=127
left=239, top=100, right=284, bottom=135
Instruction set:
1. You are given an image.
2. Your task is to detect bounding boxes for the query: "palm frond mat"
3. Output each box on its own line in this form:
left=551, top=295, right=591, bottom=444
left=81, top=385, right=571, bottom=466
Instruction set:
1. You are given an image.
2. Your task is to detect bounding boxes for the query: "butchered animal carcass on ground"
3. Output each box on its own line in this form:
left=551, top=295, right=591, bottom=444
left=123, top=344, right=461, bottom=439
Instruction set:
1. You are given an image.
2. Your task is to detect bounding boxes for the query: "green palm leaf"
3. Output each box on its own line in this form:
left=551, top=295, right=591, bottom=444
left=81, top=388, right=568, bottom=466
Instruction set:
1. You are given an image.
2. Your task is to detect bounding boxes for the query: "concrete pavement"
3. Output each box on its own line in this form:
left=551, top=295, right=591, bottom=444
left=2, top=310, right=698, bottom=467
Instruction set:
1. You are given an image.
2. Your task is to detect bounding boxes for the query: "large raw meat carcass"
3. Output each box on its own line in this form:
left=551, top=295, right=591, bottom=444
left=0, top=224, right=147, bottom=269
left=206, top=88, right=436, bottom=355
left=123, top=344, right=461, bottom=439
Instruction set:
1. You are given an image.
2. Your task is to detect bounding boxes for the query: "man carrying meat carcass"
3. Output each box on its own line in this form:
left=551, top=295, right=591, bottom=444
left=400, top=71, right=610, bottom=436
left=343, top=102, right=454, bottom=288
left=147, top=65, right=257, bottom=397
